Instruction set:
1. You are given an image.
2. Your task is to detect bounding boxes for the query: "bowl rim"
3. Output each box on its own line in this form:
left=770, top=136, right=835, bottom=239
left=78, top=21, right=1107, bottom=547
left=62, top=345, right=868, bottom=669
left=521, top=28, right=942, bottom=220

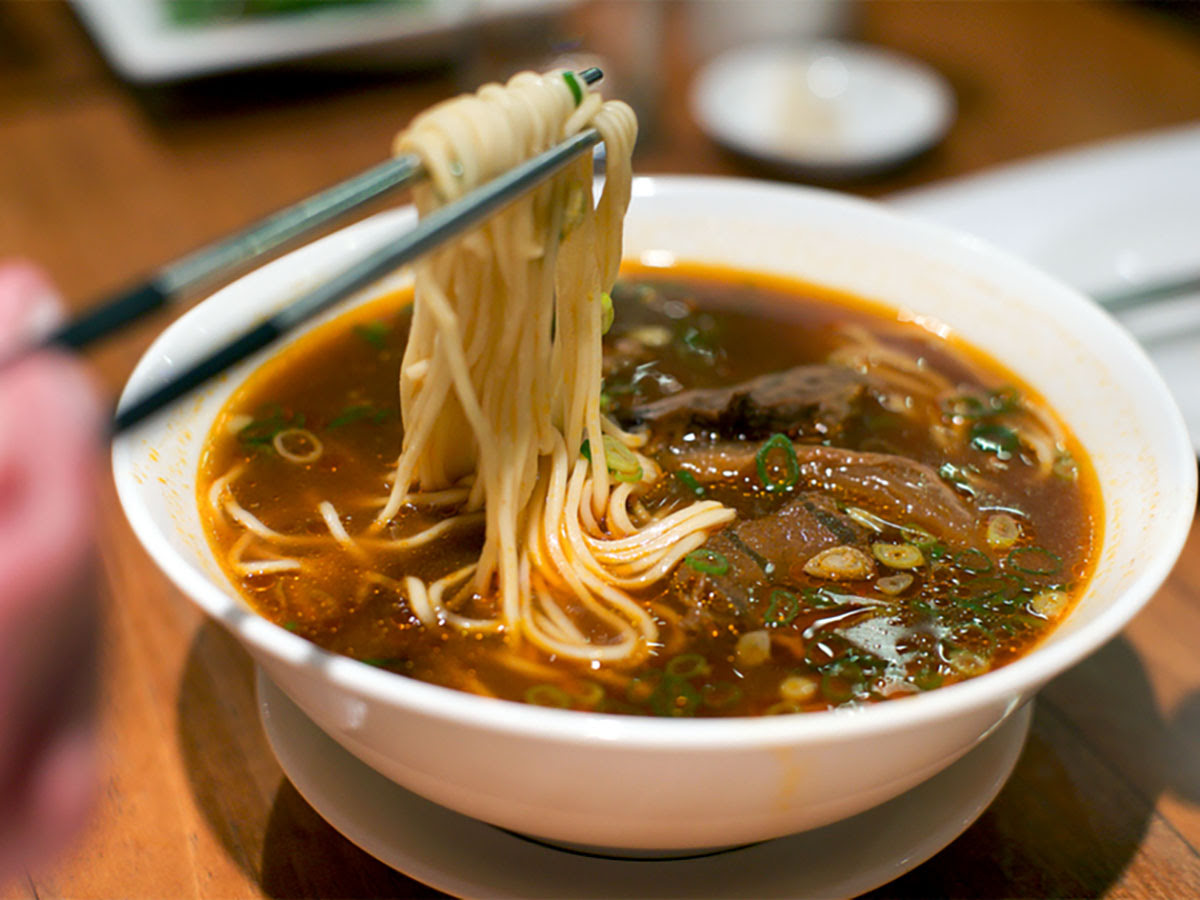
left=113, top=173, right=1197, bottom=749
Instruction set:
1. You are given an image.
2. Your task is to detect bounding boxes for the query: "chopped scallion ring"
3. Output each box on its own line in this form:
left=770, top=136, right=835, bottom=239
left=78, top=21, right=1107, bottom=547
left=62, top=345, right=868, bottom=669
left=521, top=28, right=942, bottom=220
left=524, top=684, right=572, bottom=708
left=755, top=433, right=799, bottom=492
left=954, top=548, right=994, bottom=574
left=1007, top=545, right=1062, bottom=575
left=666, top=653, right=710, bottom=679
left=601, top=435, right=643, bottom=483
left=702, top=681, right=743, bottom=709
left=765, top=588, right=800, bottom=626
left=562, top=70, right=584, bottom=106
left=684, top=548, right=729, bottom=575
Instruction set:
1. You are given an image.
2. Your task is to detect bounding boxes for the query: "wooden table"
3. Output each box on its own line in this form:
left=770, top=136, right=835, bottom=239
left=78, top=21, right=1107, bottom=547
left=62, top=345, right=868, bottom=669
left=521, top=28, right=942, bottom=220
left=3, top=1, right=1200, bottom=896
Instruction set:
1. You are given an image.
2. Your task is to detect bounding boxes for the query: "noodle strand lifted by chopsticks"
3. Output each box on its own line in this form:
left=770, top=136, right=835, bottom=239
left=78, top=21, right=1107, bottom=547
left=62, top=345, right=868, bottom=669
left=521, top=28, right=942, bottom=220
left=372, top=71, right=733, bottom=663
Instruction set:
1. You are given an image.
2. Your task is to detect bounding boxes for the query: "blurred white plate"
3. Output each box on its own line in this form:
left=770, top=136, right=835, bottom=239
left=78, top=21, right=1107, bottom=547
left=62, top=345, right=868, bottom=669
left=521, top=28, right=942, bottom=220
left=71, top=0, right=577, bottom=83
left=891, top=123, right=1200, bottom=454
left=689, top=41, right=955, bottom=178
left=259, top=669, right=1030, bottom=899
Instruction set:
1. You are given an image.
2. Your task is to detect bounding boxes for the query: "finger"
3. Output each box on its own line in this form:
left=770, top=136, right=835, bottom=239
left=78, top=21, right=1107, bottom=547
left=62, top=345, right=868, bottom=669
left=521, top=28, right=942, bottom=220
left=0, top=355, right=102, bottom=795
left=0, top=261, right=64, bottom=355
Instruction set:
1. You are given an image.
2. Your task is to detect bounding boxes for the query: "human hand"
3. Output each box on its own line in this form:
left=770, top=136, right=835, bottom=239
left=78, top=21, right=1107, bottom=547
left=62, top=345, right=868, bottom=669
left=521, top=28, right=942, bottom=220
left=0, top=262, right=103, bottom=880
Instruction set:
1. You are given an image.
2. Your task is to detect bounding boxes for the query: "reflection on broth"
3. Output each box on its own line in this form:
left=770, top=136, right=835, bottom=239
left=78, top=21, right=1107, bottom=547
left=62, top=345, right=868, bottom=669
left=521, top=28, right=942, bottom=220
left=198, top=263, right=1100, bottom=717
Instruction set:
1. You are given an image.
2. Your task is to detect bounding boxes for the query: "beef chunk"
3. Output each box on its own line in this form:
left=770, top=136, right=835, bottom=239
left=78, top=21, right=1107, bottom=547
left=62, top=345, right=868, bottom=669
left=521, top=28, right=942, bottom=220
left=672, top=493, right=871, bottom=618
left=667, top=442, right=979, bottom=541
left=627, top=365, right=868, bottom=440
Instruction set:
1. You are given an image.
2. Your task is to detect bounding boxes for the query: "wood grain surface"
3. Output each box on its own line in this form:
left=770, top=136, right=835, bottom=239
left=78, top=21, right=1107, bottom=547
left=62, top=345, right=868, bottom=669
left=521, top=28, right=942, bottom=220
left=2, top=1, right=1199, bottom=897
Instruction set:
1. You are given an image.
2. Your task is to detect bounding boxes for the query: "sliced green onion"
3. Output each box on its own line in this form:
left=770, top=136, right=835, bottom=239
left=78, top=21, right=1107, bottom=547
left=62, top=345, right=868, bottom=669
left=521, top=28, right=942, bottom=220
left=600, top=291, right=614, bottom=334
left=328, top=404, right=393, bottom=429
left=765, top=700, right=805, bottom=715
left=562, top=69, right=584, bottom=106
left=900, top=523, right=937, bottom=549
left=946, top=648, right=990, bottom=677
left=871, top=542, right=925, bottom=570
left=958, top=573, right=1024, bottom=604
left=764, top=588, right=800, bottom=626
left=989, top=386, right=1021, bottom=413
left=937, top=462, right=977, bottom=496
left=238, top=404, right=305, bottom=449
left=359, top=656, right=403, bottom=668
left=573, top=681, right=605, bottom=706
left=820, top=665, right=859, bottom=705
left=779, top=673, right=818, bottom=703
left=353, top=320, right=390, bottom=349
left=666, top=653, right=711, bottom=679
left=735, top=630, right=771, bottom=667
left=626, top=671, right=662, bottom=705
left=913, top=669, right=943, bottom=691
left=755, top=433, right=799, bottom=492
left=1053, top=451, right=1079, bottom=481
left=674, top=470, right=706, bottom=497
left=649, top=676, right=701, bottom=717
left=702, top=681, right=743, bottom=709
left=876, top=573, right=913, bottom=595
left=601, top=435, right=642, bottom=483
left=986, top=513, right=1022, bottom=549
left=954, top=548, right=994, bottom=574
left=1030, top=589, right=1069, bottom=619
left=684, top=548, right=729, bottom=576
left=803, top=586, right=846, bottom=609
left=941, top=395, right=988, bottom=420
left=1007, top=545, right=1062, bottom=575
left=970, top=422, right=1020, bottom=456
left=525, top=684, right=572, bottom=708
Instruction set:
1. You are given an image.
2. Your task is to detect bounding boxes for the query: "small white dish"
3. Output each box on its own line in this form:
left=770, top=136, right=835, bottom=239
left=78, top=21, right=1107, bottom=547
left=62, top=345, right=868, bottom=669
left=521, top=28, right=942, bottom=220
left=70, top=0, right=578, bottom=83
left=258, top=669, right=1032, bottom=898
left=689, top=41, right=955, bottom=178
left=891, top=122, right=1200, bottom=453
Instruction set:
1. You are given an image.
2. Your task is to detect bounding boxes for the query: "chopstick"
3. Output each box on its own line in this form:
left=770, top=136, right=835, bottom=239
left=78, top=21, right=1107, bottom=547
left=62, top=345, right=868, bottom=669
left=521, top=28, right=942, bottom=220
left=13, top=67, right=602, bottom=366
left=1093, top=271, right=1200, bottom=312
left=112, top=125, right=604, bottom=434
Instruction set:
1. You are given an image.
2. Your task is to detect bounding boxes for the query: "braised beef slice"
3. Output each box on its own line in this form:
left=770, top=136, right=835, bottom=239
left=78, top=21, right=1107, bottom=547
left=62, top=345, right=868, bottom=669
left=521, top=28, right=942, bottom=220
left=668, top=442, right=978, bottom=541
left=672, top=493, right=869, bottom=619
left=627, top=365, right=867, bottom=440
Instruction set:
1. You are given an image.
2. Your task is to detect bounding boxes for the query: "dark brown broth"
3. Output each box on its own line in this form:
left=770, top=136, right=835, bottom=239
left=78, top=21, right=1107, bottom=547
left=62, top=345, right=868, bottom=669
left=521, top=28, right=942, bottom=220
left=198, top=263, right=1100, bottom=717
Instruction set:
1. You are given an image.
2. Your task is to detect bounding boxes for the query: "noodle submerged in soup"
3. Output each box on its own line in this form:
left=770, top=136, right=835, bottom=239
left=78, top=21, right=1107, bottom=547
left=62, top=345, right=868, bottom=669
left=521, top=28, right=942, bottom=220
left=198, top=263, right=1100, bottom=717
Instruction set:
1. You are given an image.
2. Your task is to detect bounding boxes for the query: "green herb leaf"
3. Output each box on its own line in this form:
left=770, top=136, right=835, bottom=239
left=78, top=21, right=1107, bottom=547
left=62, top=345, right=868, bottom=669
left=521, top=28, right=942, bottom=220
left=970, top=423, right=1020, bottom=457
left=353, top=320, right=390, bottom=349
left=238, top=404, right=304, bottom=449
left=328, top=404, right=373, bottom=428
left=674, top=470, right=706, bottom=498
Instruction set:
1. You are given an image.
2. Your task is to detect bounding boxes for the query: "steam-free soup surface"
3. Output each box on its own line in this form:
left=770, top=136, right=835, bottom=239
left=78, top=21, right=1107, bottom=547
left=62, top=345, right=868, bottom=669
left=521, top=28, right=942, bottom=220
left=199, top=264, right=1099, bottom=716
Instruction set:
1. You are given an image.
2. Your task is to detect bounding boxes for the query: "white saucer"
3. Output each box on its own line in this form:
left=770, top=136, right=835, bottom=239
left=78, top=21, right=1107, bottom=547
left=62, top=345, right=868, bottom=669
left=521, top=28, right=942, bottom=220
left=257, top=670, right=1031, bottom=898
left=689, top=41, right=955, bottom=178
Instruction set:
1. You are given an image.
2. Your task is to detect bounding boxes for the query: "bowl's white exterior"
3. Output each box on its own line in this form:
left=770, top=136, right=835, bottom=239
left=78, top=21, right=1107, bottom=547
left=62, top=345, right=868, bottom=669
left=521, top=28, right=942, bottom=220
left=113, top=177, right=1196, bottom=850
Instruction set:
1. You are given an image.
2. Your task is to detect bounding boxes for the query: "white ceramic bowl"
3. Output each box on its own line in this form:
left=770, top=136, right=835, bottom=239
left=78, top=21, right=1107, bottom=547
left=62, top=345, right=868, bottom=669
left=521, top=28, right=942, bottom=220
left=113, top=176, right=1196, bottom=851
